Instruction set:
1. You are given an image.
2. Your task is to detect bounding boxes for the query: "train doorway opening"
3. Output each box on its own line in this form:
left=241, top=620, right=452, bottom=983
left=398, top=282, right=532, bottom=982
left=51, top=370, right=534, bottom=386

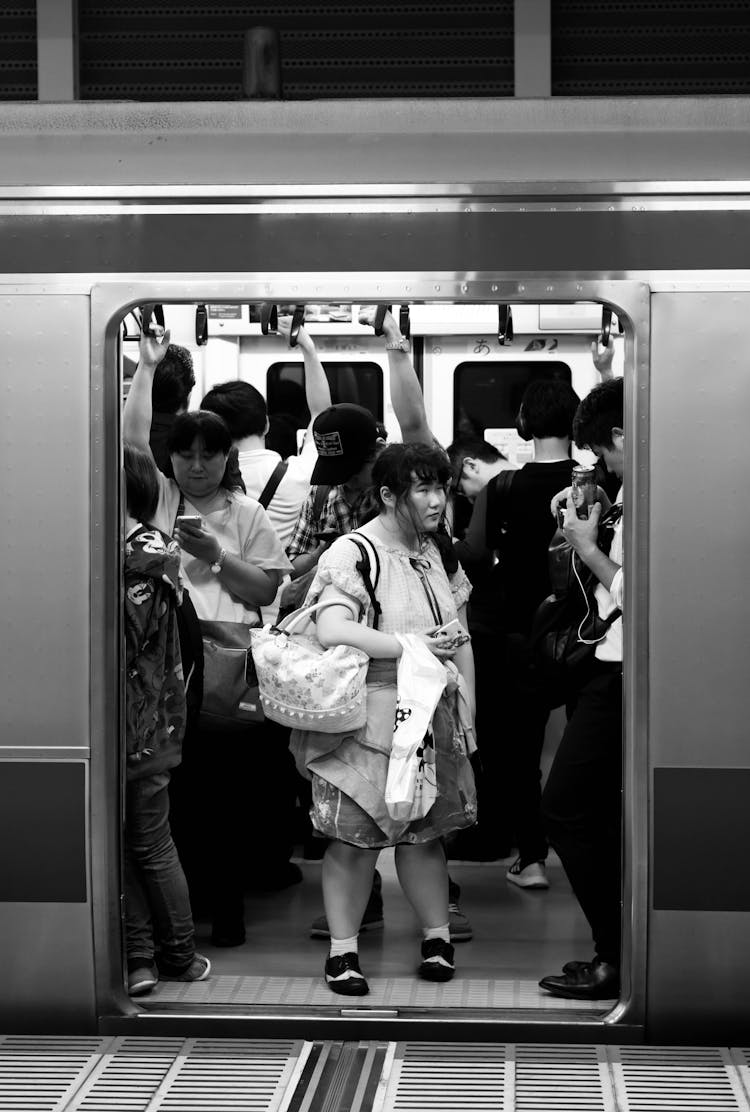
left=92, top=279, right=649, bottom=1040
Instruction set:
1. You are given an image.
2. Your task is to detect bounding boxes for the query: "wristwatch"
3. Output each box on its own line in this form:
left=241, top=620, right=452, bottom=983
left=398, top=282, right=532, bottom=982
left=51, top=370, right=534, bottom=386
left=210, top=547, right=227, bottom=574
left=385, top=337, right=410, bottom=352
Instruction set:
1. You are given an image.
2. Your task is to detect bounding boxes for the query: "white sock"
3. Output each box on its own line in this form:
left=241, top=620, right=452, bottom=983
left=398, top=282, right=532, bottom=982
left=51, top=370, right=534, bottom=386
left=329, top=934, right=359, bottom=958
left=423, top=924, right=450, bottom=944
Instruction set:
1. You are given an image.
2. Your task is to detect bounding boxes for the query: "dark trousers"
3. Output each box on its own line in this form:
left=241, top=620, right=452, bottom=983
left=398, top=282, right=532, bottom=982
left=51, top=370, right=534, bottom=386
left=125, top=769, right=195, bottom=971
left=170, top=713, right=297, bottom=924
left=472, top=629, right=550, bottom=861
left=541, top=661, right=623, bottom=966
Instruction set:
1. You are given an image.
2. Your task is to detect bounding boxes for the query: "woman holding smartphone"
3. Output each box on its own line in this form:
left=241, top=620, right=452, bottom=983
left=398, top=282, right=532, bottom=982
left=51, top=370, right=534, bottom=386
left=124, top=327, right=293, bottom=948
left=290, top=442, right=477, bottom=996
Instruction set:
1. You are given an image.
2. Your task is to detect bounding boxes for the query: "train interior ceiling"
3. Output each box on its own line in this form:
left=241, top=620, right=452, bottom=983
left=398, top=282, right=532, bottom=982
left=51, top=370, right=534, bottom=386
left=119, top=297, right=625, bottom=1020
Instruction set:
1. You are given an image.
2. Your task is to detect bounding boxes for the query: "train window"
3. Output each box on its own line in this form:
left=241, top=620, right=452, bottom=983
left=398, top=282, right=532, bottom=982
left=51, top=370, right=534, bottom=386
left=266, top=360, right=383, bottom=454
left=453, top=360, right=572, bottom=437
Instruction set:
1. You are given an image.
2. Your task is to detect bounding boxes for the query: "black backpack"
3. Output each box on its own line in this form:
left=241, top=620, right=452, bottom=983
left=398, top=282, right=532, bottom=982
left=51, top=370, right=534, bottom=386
left=529, top=504, right=622, bottom=708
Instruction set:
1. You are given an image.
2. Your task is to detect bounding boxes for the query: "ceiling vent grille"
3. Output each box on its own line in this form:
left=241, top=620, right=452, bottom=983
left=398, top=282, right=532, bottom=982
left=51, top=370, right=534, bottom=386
left=77, top=0, right=513, bottom=100
left=552, top=0, right=750, bottom=95
left=0, top=1, right=37, bottom=101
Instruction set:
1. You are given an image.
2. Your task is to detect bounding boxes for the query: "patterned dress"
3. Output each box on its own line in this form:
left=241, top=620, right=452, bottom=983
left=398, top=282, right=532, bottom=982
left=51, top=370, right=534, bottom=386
left=290, top=531, right=478, bottom=848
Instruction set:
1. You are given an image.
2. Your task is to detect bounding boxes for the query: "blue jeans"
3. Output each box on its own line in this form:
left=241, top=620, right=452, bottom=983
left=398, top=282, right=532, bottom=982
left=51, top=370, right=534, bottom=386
left=125, top=769, right=195, bottom=972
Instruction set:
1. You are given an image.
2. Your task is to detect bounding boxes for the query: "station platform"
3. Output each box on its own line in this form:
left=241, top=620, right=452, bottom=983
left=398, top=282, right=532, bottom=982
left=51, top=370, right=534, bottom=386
left=2, top=1035, right=750, bottom=1111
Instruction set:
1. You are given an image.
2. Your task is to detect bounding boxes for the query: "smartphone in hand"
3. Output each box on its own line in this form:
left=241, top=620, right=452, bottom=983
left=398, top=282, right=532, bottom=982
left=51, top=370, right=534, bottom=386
left=175, top=515, right=203, bottom=528
left=434, top=618, right=461, bottom=637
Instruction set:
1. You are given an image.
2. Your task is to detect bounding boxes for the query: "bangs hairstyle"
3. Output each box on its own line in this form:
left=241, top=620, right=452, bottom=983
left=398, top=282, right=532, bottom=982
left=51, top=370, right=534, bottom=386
left=573, top=377, right=624, bottom=451
left=123, top=441, right=160, bottom=523
left=165, top=410, right=234, bottom=487
left=201, top=380, right=267, bottom=440
left=371, top=442, right=452, bottom=504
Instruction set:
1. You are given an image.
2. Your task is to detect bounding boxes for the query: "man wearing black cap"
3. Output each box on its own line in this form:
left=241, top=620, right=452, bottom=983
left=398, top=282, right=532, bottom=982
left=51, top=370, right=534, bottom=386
left=286, top=402, right=385, bottom=579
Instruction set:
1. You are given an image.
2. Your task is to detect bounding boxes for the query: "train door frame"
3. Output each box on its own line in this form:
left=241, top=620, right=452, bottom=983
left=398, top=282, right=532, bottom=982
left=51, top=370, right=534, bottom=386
left=92, top=275, right=650, bottom=1040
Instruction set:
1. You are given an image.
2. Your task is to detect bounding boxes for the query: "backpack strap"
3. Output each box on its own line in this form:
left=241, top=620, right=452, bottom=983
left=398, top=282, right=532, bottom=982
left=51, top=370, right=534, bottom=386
left=348, top=532, right=382, bottom=631
left=311, top=484, right=331, bottom=525
left=257, top=460, right=289, bottom=510
left=485, top=467, right=516, bottom=551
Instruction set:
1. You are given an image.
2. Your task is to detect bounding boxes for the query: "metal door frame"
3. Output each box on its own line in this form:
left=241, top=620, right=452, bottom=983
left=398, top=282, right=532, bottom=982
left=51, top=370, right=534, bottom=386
left=91, top=274, right=649, bottom=1038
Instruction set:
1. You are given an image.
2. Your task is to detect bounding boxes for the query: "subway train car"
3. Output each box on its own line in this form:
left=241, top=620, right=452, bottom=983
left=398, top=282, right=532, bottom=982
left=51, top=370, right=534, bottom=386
left=0, top=97, right=749, bottom=1046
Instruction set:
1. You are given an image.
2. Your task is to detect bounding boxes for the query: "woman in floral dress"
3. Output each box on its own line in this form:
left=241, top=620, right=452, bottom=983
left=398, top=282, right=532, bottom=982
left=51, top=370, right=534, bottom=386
left=291, top=442, right=477, bottom=995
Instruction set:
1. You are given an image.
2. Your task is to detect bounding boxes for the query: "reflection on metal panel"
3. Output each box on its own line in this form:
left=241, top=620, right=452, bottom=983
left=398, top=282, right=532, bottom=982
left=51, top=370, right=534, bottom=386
left=0, top=295, right=90, bottom=750
left=0, top=762, right=86, bottom=902
left=649, top=292, right=750, bottom=767
left=4, top=211, right=750, bottom=274
left=654, top=768, right=750, bottom=911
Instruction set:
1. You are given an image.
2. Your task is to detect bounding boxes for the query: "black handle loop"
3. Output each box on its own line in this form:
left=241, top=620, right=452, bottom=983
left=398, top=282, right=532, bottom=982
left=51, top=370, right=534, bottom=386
left=399, top=304, right=411, bottom=340
left=141, top=303, right=165, bottom=337
left=195, top=304, right=208, bottom=346
left=288, top=304, right=306, bottom=348
left=600, top=306, right=612, bottom=349
left=498, top=304, right=514, bottom=346
left=260, top=302, right=278, bottom=335
left=373, top=304, right=392, bottom=336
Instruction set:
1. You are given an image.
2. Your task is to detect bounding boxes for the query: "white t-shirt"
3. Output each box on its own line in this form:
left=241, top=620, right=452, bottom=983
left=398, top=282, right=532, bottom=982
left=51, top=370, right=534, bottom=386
left=236, top=442, right=317, bottom=625
left=154, top=475, right=292, bottom=625
left=236, top=442, right=317, bottom=551
left=594, top=488, right=624, bottom=663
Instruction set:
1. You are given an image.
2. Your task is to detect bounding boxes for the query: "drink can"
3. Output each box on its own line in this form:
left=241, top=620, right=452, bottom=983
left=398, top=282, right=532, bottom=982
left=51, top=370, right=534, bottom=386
left=571, top=465, right=597, bottom=519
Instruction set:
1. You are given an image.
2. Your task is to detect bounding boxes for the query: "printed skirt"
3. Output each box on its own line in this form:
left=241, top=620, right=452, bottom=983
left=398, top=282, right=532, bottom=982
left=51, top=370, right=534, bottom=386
left=290, top=660, right=477, bottom=848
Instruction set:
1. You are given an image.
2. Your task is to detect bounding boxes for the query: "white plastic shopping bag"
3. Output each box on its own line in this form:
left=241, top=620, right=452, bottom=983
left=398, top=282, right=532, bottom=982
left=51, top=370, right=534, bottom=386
left=384, top=634, right=447, bottom=822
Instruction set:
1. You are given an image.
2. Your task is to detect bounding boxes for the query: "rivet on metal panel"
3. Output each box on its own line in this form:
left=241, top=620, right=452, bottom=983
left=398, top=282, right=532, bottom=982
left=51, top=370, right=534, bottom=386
left=461, top=283, right=468, bottom=293
left=465, top=206, right=472, bottom=212
left=434, top=285, right=441, bottom=292
left=518, top=285, right=526, bottom=292
left=491, top=284, right=498, bottom=292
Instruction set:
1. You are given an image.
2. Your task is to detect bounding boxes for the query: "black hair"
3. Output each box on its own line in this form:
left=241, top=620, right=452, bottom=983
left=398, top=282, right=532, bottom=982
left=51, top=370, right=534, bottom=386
left=446, top=435, right=503, bottom=471
left=518, top=379, right=580, bottom=440
left=573, top=377, right=624, bottom=451
left=151, top=345, right=195, bottom=415
left=371, top=442, right=452, bottom=507
left=200, top=380, right=267, bottom=440
left=165, top=410, right=235, bottom=489
left=123, top=441, right=160, bottom=523
left=266, top=413, right=299, bottom=459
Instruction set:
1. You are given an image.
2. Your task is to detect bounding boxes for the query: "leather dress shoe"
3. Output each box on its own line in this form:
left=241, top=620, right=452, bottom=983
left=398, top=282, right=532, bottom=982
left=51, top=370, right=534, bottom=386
left=539, top=958, right=619, bottom=1000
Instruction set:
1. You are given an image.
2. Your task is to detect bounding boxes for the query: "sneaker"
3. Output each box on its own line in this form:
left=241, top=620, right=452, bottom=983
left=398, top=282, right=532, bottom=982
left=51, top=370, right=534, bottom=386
left=448, top=901, right=473, bottom=942
left=127, top=962, right=158, bottom=997
left=310, top=901, right=384, bottom=939
left=506, top=858, right=549, bottom=889
left=418, top=938, right=455, bottom=982
left=325, top=952, right=369, bottom=996
left=159, top=953, right=211, bottom=982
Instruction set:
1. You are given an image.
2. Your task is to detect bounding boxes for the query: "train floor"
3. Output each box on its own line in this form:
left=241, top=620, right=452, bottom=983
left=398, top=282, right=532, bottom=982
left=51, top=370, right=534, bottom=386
left=142, top=848, right=611, bottom=1013
left=4, top=1035, right=750, bottom=1110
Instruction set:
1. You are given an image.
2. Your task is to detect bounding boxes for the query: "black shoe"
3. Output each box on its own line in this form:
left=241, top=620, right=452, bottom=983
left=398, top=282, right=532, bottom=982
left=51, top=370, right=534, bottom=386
left=539, top=958, right=619, bottom=1000
left=418, top=938, right=455, bottom=982
left=325, top=952, right=369, bottom=996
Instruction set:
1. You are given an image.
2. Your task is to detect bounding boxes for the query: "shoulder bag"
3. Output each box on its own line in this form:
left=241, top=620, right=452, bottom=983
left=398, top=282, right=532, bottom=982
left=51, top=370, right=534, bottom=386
left=250, top=533, right=380, bottom=732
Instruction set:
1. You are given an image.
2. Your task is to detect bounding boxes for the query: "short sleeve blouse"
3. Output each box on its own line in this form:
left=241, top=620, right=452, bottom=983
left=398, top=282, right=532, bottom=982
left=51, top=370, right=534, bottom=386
left=308, top=532, right=471, bottom=635
left=154, top=474, right=292, bottom=624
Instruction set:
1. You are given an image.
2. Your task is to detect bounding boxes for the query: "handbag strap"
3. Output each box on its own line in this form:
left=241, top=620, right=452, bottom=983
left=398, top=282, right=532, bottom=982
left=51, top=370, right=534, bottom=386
left=257, top=460, right=289, bottom=510
left=348, top=533, right=382, bottom=631
left=276, top=596, right=360, bottom=634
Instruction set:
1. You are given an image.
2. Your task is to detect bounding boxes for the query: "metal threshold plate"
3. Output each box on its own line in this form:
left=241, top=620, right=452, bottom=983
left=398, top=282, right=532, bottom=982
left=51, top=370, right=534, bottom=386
left=143, top=975, right=614, bottom=1011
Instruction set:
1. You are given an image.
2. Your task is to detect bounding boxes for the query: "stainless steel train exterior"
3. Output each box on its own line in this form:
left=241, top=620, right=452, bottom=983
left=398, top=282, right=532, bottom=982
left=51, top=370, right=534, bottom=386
left=0, top=97, right=749, bottom=1044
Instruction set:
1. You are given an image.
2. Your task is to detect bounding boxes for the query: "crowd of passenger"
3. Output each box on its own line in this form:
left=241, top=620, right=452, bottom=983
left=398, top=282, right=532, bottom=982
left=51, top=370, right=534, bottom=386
left=121, top=308, right=624, bottom=1004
